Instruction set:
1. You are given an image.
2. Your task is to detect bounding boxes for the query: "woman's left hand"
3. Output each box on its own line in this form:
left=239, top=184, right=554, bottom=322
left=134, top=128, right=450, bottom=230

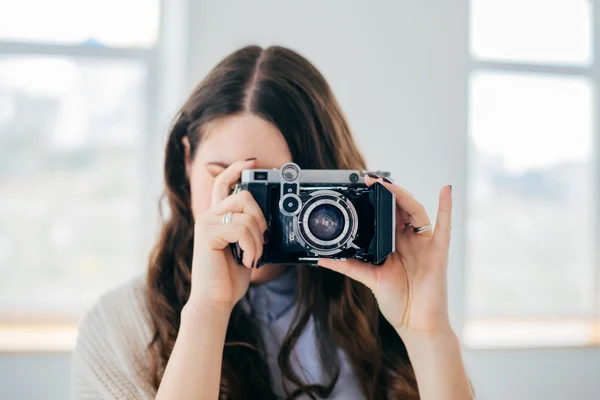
left=318, top=175, right=453, bottom=338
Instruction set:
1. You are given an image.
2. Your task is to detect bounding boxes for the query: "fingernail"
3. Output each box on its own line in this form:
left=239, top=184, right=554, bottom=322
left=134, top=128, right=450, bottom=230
left=256, top=256, right=263, bottom=269
left=245, top=157, right=257, bottom=162
left=263, top=230, right=269, bottom=244
left=449, top=184, right=452, bottom=193
left=251, top=259, right=256, bottom=269
left=382, top=176, right=393, bottom=184
left=366, top=173, right=380, bottom=179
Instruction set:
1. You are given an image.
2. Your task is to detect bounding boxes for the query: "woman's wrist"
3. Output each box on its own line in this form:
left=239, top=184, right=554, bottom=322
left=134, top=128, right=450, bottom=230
left=181, top=299, right=232, bottom=329
left=396, top=323, right=459, bottom=350
left=157, top=296, right=232, bottom=400
left=398, top=326, right=472, bottom=400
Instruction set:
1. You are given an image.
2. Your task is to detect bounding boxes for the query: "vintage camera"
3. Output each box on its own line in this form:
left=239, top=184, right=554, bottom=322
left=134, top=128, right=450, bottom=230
left=232, top=162, right=396, bottom=267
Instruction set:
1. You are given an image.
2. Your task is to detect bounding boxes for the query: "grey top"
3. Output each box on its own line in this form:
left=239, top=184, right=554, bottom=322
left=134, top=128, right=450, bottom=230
left=240, top=267, right=364, bottom=399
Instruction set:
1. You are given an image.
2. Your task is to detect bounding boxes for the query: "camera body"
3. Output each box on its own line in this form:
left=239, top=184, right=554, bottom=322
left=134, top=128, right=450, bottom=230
left=233, top=162, right=396, bottom=267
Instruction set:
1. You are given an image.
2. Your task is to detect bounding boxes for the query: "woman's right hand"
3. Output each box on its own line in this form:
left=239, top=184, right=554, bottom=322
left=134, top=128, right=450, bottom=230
left=186, top=158, right=268, bottom=312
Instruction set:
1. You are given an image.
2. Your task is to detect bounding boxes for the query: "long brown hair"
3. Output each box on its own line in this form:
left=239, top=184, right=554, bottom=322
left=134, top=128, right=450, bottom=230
left=146, top=45, right=418, bottom=399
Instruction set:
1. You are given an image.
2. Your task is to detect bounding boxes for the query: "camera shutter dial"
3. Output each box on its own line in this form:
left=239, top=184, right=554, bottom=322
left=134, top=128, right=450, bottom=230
left=281, top=163, right=300, bottom=181
left=279, top=193, right=302, bottom=216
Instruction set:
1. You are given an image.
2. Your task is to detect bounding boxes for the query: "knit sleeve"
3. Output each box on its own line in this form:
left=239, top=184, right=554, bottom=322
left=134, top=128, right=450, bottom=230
left=72, top=277, right=156, bottom=400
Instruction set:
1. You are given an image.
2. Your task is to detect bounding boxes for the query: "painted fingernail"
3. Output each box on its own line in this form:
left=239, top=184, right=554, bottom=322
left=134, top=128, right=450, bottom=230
left=256, top=256, right=263, bottom=269
left=263, top=230, right=269, bottom=244
left=382, top=176, right=393, bottom=184
left=449, top=184, right=453, bottom=193
left=366, top=173, right=380, bottom=179
left=245, top=157, right=257, bottom=162
left=251, top=259, right=256, bottom=269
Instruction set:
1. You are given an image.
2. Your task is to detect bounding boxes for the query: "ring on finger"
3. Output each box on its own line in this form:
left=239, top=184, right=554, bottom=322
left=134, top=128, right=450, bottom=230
left=222, top=212, right=233, bottom=225
left=413, top=224, right=433, bottom=235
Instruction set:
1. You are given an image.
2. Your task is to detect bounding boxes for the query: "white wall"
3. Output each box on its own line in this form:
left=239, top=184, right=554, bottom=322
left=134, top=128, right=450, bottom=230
left=464, top=348, right=600, bottom=399
left=0, top=353, right=71, bottom=400
left=1, top=1, right=598, bottom=399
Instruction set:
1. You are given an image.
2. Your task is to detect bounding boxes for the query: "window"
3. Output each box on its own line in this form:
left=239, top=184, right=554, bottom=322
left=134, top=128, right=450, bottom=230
left=465, top=0, right=599, bottom=347
left=0, top=1, right=160, bottom=350
left=0, top=0, right=159, bottom=48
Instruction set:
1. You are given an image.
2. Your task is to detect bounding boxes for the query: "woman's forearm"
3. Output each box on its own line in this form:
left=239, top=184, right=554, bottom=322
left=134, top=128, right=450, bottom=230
left=400, top=328, right=473, bottom=400
left=156, top=302, right=230, bottom=400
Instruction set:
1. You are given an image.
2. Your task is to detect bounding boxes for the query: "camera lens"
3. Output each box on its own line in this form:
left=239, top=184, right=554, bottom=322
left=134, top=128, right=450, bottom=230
left=282, top=164, right=299, bottom=181
left=297, top=191, right=359, bottom=254
left=349, top=173, right=359, bottom=182
left=307, top=204, right=345, bottom=241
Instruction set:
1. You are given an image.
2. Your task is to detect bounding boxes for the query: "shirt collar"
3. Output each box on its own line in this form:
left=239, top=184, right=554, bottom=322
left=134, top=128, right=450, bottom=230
left=242, top=266, right=298, bottom=324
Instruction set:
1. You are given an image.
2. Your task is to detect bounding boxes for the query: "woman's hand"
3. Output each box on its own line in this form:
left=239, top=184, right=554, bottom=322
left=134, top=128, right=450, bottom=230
left=187, top=159, right=268, bottom=311
left=159, top=159, right=267, bottom=400
left=318, top=175, right=453, bottom=337
left=320, top=177, right=472, bottom=400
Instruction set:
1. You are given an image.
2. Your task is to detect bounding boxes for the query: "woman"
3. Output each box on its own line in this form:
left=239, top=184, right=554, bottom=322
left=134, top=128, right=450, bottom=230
left=73, top=45, right=472, bottom=400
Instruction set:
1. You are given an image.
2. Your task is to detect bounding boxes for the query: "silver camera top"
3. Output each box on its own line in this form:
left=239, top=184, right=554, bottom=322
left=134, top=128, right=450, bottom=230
left=240, top=162, right=391, bottom=185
